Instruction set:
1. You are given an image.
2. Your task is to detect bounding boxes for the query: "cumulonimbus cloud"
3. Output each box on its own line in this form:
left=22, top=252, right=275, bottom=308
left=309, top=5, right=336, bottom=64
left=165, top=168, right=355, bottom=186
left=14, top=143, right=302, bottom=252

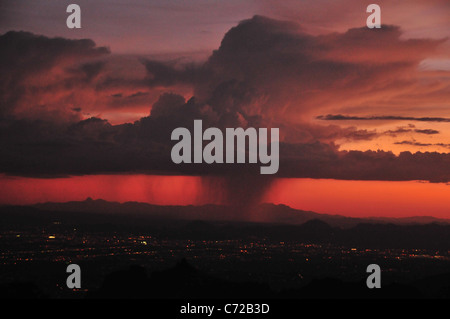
left=1, top=16, right=450, bottom=184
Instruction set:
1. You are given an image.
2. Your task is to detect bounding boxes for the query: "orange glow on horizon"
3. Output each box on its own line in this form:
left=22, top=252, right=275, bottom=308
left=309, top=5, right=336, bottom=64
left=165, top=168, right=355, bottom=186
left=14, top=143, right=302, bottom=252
left=0, top=175, right=450, bottom=219
left=0, top=174, right=225, bottom=206
left=263, top=178, right=450, bottom=219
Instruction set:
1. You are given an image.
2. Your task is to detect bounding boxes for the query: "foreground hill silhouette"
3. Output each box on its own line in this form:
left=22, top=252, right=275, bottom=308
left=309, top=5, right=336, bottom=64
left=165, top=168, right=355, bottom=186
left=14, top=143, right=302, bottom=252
left=0, top=281, right=47, bottom=299
left=87, top=258, right=274, bottom=299
left=86, top=258, right=429, bottom=299
left=2, top=258, right=449, bottom=299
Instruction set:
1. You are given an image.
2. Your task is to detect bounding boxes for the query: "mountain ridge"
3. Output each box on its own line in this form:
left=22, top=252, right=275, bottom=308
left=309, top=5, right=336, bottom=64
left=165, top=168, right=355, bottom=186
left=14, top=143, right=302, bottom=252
left=22, top=198, right=450, bottom=228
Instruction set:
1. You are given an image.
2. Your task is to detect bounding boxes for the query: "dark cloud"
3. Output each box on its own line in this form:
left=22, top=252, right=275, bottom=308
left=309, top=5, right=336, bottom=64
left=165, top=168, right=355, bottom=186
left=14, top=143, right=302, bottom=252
left=1, top=17, right=450, bottom=187
left=279, top=145, right=450, bottom=183
left=383, top=127, right=413, bottom=136
left=0, top=31, right=110, bottom=122
left=143, top=16, right=446, bottom=127
left=67, top=61, right=107, bottom=84
left=318, top=114, right=450, bottom=123
left=143, top=59, right=201, bottom=88
left=394, top=140, right=433, bottom=147
left=140, top=15, right=447, bottom=146
left=383, top=127, right=440, bottom=137
left=2, top=93, right=450, bottom=184
left=128, top=91, right=149, bottom=99
left=394, top=140, right=450, bottom=149
left=414, top=129, right=440, bottom=135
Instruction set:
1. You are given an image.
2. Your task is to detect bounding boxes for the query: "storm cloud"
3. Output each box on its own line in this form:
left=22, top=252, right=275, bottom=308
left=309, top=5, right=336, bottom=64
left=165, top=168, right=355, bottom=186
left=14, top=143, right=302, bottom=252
left=0, top=31, right=110, bottom=122
left=1, top=16, right=450, bottom=184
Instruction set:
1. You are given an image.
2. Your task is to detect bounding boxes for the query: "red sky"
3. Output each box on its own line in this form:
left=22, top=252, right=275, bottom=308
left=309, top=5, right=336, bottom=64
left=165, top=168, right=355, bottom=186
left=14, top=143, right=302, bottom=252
left=0, top=174, right=450, bottom=219
left=265, top=178, right=450, bottom=218
left=0, top=174, right=220, bottom=206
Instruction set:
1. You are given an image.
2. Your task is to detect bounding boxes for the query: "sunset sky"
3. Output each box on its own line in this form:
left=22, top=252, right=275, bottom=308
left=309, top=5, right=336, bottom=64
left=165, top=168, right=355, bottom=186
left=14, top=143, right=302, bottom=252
left=0, top=0, right=450, bottom=218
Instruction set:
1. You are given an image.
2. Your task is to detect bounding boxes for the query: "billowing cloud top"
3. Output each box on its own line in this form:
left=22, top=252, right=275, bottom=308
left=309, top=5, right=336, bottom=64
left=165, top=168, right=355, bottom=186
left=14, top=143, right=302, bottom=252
left=1, top=15, right=450, bottom=183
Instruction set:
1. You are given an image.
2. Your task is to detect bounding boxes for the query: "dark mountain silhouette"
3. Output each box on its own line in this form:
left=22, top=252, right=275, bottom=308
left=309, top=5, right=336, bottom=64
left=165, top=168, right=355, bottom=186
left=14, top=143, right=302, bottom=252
left=28, top=198, right=450, bottom=228
left=1, top=201, right=450, bottom=249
